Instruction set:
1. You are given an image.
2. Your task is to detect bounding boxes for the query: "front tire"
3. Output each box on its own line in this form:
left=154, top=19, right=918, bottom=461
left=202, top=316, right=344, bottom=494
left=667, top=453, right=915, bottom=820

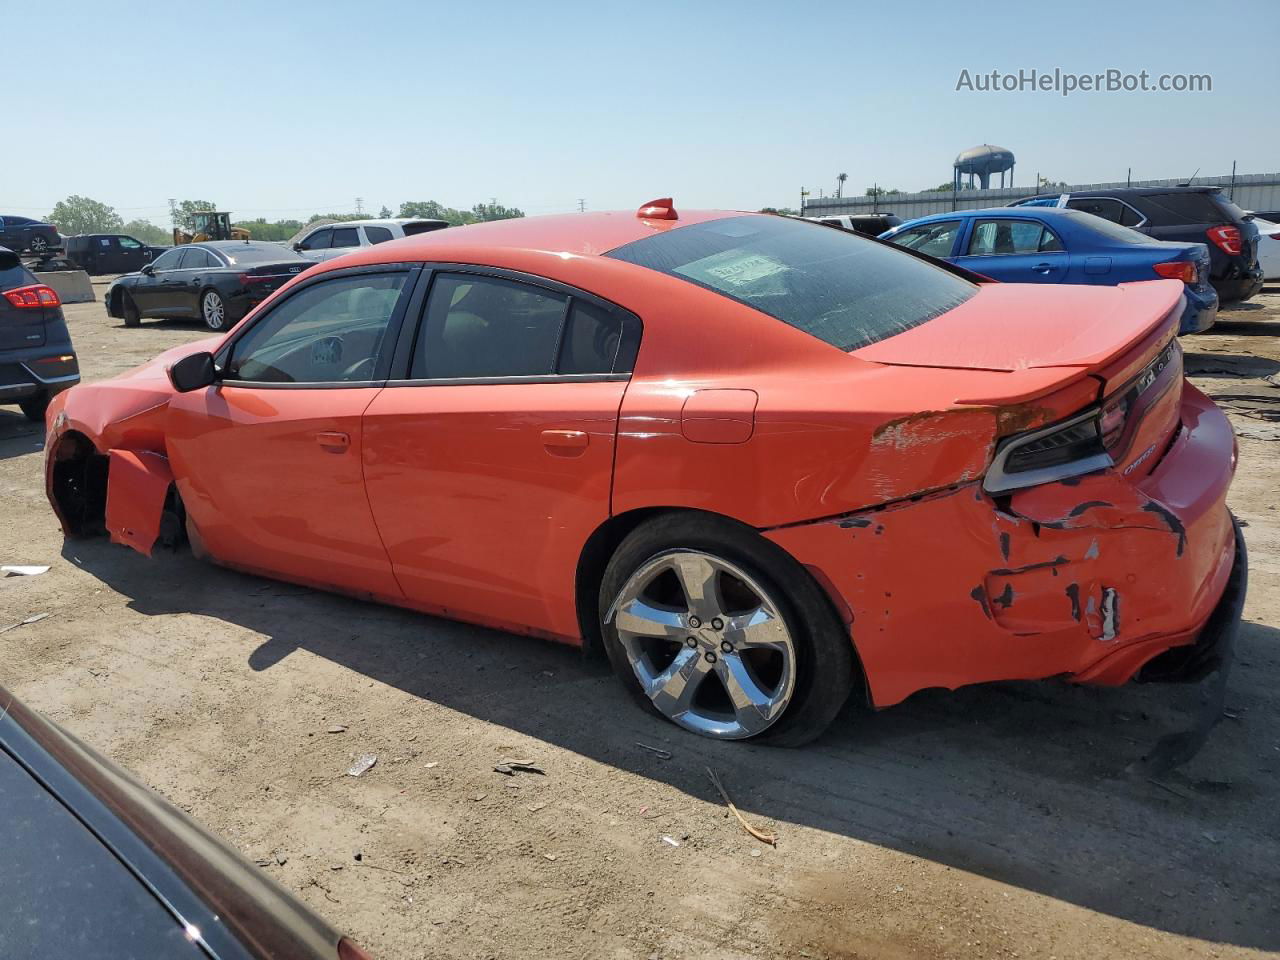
left=19, top=393, right=50, bottom=422
left=200, top=289, right=227, bottom=331
left=599, top=513, right=854, bottom=746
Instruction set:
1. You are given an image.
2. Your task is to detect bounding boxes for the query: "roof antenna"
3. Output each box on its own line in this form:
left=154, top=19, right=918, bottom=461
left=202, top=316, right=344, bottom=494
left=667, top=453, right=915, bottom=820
left=1178, top=167, right=1199, bottom=188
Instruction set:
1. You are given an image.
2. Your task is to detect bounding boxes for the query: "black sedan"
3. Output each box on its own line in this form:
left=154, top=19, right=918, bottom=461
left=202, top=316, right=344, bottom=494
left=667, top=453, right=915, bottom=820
left=0, top=214, right=61, bottom=255
left=105, top=241, right=313, bottom=331
left=0, top=683, right=374, bottom=959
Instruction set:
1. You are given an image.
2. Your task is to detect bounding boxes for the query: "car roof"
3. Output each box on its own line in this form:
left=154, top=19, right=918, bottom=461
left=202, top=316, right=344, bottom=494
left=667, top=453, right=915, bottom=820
left=198, top=239, right=281, bottom=250
left=320, top=209, right=743, bottom=263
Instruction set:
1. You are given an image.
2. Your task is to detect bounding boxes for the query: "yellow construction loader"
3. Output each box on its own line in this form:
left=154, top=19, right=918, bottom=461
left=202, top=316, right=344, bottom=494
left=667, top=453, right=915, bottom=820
left=172, top=211, right=250, bottom=245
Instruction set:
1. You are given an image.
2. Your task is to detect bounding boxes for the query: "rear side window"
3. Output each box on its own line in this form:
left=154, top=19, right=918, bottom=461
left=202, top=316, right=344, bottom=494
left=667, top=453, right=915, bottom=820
left=1065, top=197, right=1126, bottom=223
left=178, top=248, right=214, bottom=268
left=412, top=274, right=567, bottom=379
left=967, top=219, right=1059, bottom=255
left=1142, top=192, right=1233, bottom=225
left=331, top=227, right=360, bottom=249
left=364, top=226, right=393, bottom=244
left=606, top=215, right=975, bottom=352
left=558, top=301, right=623, bottom=375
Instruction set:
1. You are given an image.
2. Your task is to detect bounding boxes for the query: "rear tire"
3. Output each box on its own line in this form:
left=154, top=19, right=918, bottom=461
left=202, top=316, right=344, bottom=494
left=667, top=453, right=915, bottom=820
left=599, top=512, right=854, bottom=746
left=200, top=289, right=227, bottom=331
left=122, top=291, right=141, bottom=327
left=29, top=235, right=49, bottom=254
left=19, top=393, right=50, bottom=423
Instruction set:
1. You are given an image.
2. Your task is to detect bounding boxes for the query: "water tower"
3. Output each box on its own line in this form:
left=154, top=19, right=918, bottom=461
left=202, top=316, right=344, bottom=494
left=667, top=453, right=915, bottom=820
left=953, top=144, right=1015, bottom=190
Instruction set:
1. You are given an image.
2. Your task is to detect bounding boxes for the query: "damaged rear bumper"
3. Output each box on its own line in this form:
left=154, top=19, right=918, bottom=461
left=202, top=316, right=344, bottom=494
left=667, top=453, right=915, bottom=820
left=766, top=381, right=1241, bottom=708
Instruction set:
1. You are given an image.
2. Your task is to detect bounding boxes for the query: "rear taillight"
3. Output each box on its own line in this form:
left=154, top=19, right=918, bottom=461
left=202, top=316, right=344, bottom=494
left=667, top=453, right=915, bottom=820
left=1152, top=261, right=1197, bottom=284
left=1205, top=225, right=1242, bottom=256
left=1099, top=395, right=1130, bottom=449
left=337, top=937, right=375, bottom=960
left=237, top=273, right=276, bottom=285
left=3, top=284, right=61, bottom=308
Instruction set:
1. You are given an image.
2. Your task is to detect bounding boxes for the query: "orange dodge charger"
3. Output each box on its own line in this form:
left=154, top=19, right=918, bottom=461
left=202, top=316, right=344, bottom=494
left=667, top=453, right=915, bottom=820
left=44, top=201, right=1245, bottom=745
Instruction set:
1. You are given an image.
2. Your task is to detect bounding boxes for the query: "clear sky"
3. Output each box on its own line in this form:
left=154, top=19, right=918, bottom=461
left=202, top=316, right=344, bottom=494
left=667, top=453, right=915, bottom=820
left=6, top=0, right=1277, bottom=224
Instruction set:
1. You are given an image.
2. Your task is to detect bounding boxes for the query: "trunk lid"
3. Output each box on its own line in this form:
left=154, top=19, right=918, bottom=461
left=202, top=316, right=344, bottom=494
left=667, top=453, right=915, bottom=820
left=851, top=280, right=1183, bottom=382
left=239, top=261, right=309, bottom=297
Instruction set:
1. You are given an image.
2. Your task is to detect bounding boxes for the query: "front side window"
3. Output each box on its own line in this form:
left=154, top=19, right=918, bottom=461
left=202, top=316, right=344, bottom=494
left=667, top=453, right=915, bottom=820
left=299, top=229, right=331, bottom=251
left=607, top=215, right=975, bottom=352
left=227, top=273, right=407, bottom=383
left=967, top=219, right=1059, bottom=256
left=118, top=236, right=142, bottom=250
left=364, top=226, right=393, bottom=244
left=331, top=227, right=360, bottom=249
left=413, top=274, right=568, bottom=379
left=890, top=220, right=961, bottom=258
left=150, top=248, right=184, bottom=271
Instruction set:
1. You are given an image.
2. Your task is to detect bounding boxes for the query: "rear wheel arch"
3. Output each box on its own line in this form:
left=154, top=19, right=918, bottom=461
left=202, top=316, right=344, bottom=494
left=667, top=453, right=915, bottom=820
left=577, top=507, right=869, bottom=705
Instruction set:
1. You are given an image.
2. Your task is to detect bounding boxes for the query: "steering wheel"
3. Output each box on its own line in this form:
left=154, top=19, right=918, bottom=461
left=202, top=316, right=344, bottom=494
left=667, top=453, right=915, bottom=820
left=341, top=356, right=375, bottom=381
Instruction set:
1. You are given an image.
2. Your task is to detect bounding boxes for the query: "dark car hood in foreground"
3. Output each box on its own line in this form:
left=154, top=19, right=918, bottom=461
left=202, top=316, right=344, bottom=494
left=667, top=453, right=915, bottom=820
left=0, top=685, right=343, bottom=960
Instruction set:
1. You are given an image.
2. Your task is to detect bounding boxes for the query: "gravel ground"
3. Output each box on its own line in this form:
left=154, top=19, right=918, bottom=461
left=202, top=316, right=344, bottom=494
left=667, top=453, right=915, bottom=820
left=2, top=279, right=1279, bottom=960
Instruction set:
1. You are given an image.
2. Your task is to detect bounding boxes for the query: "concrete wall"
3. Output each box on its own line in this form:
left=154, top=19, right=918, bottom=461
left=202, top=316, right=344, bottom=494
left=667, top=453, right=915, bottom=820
left=35, top=270, right=95, bottom=304
left=802, top=172, right=1280, bottom=221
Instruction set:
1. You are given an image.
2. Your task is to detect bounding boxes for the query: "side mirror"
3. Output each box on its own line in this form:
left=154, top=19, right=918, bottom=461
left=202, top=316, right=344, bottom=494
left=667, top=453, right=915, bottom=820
left=140, top=263, right=154, bottom=276
left=292, top=242, right=304, bottom=252
left=168, top=352, right=218, bottom=393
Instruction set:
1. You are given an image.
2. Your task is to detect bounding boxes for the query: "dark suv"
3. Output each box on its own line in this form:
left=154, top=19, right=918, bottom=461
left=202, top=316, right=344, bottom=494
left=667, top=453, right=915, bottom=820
left=1011, top=186, right=1263, bottom=301
left=66, top=233, right=168, bottom=275
left=0, top=215, right=61, bottom=256
left=0, top=247, right=80, bottom=421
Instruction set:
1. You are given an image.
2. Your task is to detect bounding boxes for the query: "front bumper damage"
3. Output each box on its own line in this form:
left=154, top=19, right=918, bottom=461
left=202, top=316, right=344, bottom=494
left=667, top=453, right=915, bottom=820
left=766, top=381, right=1242, bottom=709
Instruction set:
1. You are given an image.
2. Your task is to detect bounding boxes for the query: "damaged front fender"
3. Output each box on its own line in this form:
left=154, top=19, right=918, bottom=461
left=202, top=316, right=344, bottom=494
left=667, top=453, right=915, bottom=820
left=104, top=450, right=174, bottom=557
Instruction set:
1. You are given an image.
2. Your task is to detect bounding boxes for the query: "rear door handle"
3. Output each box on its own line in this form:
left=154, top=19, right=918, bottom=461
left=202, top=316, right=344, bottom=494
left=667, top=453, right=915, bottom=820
left=316, top=431, right=350, bottom=453
left=541, top=429, right=588, bottom=455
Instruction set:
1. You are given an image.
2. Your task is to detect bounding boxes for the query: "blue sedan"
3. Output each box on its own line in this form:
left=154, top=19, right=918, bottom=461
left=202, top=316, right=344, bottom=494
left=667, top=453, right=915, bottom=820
left=880, top=207, right=1217, bottom=334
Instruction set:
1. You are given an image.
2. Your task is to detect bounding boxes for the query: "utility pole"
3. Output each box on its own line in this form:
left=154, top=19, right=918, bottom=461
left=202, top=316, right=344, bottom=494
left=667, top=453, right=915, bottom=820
left=799, top=187, right=809, bottom=214
left=577, top=198, right=586, bottom=213
left=168, top=198, right=178, bottom=228
left=355, top=197, right=364, bottom=215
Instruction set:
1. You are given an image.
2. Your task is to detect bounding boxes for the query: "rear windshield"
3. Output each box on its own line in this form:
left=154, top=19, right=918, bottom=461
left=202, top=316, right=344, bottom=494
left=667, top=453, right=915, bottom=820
left=1063, top=210, right=1161, bottom=244
left=605, top=215, right=976, bottom=351
left=220, top=244, right=305, bottom=264
left=0, top=261, right=35, bottom=290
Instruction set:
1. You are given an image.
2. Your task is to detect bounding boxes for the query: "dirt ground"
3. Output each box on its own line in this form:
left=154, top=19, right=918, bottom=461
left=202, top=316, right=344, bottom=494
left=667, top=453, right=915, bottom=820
left=3, top=279, right=1279, bottom=960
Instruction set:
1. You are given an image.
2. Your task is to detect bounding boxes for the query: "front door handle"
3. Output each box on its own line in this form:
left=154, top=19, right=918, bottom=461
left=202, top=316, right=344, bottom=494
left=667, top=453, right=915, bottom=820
left=1033, top=262, right=1057, bottom=274
left=316, top=431, right=350, bottom=453
left=541, top=429, right=588, bottom=456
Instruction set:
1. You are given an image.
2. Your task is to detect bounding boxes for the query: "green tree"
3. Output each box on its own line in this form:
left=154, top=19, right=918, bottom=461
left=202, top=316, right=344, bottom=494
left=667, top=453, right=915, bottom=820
left=174, top=200, right=218, bottom=232
left=864, top=186, right=901, bottom=197
left=923, top=182, right=955, bottom=193
left=231, top=218, right=304, bottom=242
left=378, top=205, right=393, bottom=219
left=471, top=201, right=524, bottom=222
left=759, top=206, right=800, bottom=216
left=306, top=212, right=365, bottom=225
left=47, top=195, right=123, bottom=235
left=398, top=200, right=471, bottom=225
left=122, top=219, right=172, bottom=245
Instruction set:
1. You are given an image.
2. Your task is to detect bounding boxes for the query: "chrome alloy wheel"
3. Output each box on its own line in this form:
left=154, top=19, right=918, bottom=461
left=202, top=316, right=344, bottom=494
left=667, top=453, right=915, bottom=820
left=608, top=550, right=797, bottom=739
left=202, top=291, right=226, bottom=329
